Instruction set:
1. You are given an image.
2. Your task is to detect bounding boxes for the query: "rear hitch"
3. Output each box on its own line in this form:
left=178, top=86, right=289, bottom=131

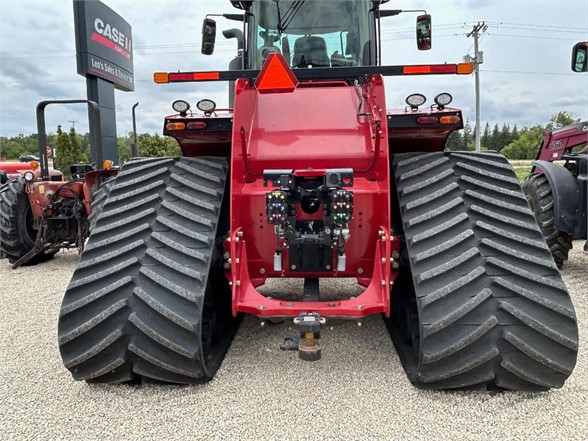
left=282, top=312, right=326, bottom=361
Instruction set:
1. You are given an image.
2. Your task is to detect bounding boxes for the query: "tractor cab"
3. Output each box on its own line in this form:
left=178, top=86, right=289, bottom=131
left=204, top=0, right=431, bottom=69
left=246, top=0, right=376, bottom=69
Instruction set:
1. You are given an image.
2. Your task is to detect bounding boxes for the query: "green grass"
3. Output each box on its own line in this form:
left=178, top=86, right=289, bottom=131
left=508, top=160, right=533, bottom=183
left=512, top=165, right=532, bottom=183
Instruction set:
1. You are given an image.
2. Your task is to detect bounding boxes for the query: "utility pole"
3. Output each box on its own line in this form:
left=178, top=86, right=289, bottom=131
left=465, top=22, right=487, bottom=152
left=68, top=120, right=78, bottom=129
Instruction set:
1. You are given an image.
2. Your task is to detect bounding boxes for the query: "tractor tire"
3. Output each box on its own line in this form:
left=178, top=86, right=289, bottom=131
left=389, top=151, right=578, bottom=391
left=88, top=176, right=116, bottom=231
left=522, top=173, right=573, bottom=268
left=0, top=179, right=57, bottom=265
left=58, top=157, right=239, bottom=384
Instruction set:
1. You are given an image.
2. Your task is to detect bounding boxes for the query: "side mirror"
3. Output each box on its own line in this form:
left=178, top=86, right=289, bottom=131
left=416, top=14, right=432, bottom=51
left=572, top=42, right=587, bottom=72
left=201, top=18, right=217, bottom=55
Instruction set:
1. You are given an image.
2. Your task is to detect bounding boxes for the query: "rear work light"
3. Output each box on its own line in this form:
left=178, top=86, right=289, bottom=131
left=166, top=122, right=186, bottom=131
left=406, top=93, right=426, bottom=110
left=172, top=100, right=190, bottom=115
left=434, top=93, right=453, bottom=109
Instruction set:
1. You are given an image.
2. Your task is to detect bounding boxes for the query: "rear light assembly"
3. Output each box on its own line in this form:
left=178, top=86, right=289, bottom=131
left=187, top=121, right=207, bottom=130
left=416, top=116, right=438, bottom=124
left=439, top=115, right=461, bottom=124
left=165, top=122, right=186, bottom=131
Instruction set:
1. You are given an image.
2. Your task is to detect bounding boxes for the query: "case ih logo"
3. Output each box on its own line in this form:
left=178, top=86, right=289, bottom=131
left=92, top=18, right=131, bottom=59
left=549, top=139, right=562, bottom=150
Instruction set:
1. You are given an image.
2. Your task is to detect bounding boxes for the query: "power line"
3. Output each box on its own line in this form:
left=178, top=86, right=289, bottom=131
left=483, top=69, right=582, bottom=76
left=485, top=21, right=587, bottom=31
left=486, top=31, right=584, bottom=42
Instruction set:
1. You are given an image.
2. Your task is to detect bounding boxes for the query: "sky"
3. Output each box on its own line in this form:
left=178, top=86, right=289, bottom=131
left=1, top=0, right=587, bottom=140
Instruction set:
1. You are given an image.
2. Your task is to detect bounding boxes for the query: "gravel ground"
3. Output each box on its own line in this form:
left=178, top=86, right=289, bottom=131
left=1, top=241, right=586, bottom=440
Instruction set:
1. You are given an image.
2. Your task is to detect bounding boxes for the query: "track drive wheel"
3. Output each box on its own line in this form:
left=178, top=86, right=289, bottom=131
left=522, top=173, right=573, bottom=268
left=389, top=151, right=578, bottom=391
left=58, top=157, right=239, bottom=384
left=0, top=179, right=57, bottom=265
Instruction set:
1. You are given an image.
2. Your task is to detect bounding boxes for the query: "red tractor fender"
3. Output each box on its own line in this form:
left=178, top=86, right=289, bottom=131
left=532, top=159, right=579, bottom=236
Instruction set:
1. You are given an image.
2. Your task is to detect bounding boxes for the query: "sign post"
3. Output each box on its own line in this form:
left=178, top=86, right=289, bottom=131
left=73, top=0, right=134, bottom=165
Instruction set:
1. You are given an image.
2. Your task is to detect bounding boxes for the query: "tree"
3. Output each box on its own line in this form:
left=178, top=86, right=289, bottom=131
left=498, top=123, right=512, bottom=151
left=445, top=131, right=461, bottom=151
left=461, top=120, right=474, bottom=150
left=54, top=125, right=84, bottom=177
left=511, top=124, right=519, bottom=143
left=481, top=122, right=491, bottom=149
left=501, top=125, right=544, bottom=159
left=137, top=133, right=181, bottom=157
left=546, top=111, right=579, bottom=131
left=69, top=127, right=82, bottom=165
left=118, top=134, right=133, bottom=163
left=489, top=123, right=500, bottom=150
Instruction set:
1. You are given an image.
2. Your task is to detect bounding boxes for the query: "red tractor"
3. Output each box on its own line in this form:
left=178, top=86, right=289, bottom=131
left=0, top=100, right=118, bottom=267
left=0, top=162, right=35, bottom=185
left=522, top=42, right=588, bottom=266
left=522, top=121, right=587, bottom=267
left=57, top=0, right=577, bottom=390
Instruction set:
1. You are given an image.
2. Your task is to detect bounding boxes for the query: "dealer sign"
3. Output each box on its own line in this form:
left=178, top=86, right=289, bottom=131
left=74, top=0, right=134, bottom=91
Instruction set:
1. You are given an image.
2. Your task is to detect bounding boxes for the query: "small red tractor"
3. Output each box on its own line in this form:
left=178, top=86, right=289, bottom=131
left=57, top=0, right=578, bottom=390
left=0, top=100, right=118, bottom=267
left=0, top=162, right=35, bottom=185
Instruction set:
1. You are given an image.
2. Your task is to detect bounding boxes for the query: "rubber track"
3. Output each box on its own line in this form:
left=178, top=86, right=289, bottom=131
left=0, top=179, right=56, bottom=264
left=58, top=157, right=231, bottom=383
left=392, top=151, right=578, bottom=390
left=522, top=173, right=573, bottom=268
left=88, top=176, right=116, bottom=232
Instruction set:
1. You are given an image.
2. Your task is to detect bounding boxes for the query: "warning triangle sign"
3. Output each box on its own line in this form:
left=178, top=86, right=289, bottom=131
left=254, top=53, right=299, bottom=94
